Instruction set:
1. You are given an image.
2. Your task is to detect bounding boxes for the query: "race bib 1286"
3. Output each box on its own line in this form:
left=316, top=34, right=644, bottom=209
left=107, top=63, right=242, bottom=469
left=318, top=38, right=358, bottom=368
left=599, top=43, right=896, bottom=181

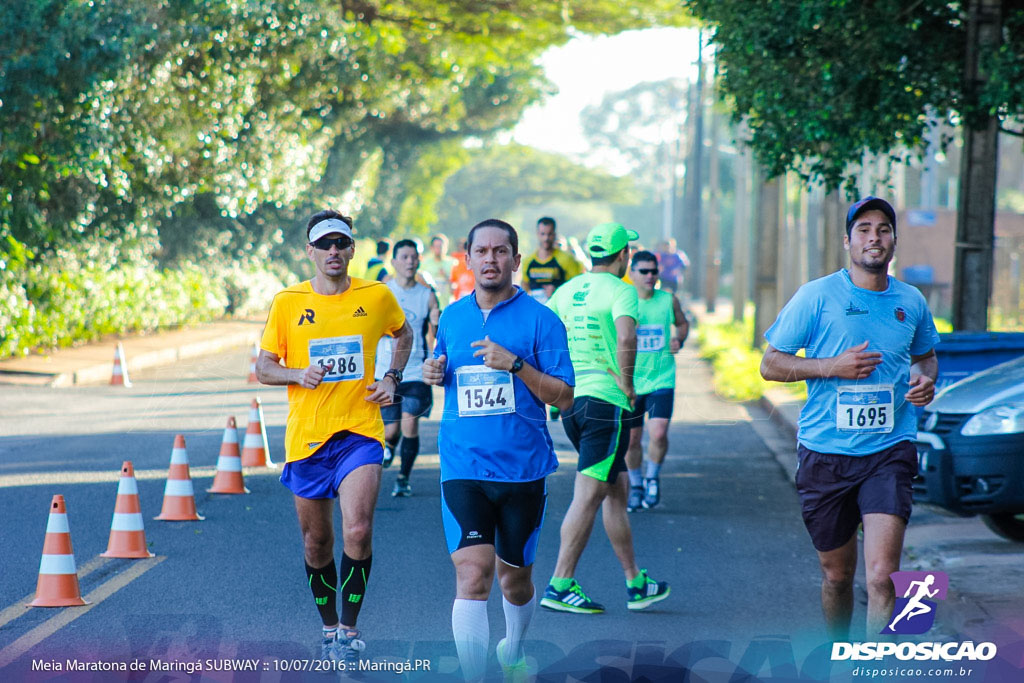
left=309, top=335, right=364, bottom=382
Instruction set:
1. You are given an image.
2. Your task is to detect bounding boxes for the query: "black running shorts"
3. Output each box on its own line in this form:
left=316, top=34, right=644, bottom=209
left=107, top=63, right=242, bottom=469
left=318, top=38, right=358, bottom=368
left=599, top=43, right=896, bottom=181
left=440, top=478, right=547, bottom=567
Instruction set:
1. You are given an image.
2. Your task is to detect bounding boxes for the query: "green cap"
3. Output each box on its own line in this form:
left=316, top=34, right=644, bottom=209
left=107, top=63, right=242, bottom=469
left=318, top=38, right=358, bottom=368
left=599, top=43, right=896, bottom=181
left=585, top=222, right=639, bottom=257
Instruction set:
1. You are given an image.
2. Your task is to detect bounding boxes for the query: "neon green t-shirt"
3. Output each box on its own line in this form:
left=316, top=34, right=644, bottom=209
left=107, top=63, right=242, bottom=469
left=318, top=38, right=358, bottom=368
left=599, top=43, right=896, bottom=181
left=547, top=272, right=638, bottom=410
left=635, top=290, right=676, bottom=395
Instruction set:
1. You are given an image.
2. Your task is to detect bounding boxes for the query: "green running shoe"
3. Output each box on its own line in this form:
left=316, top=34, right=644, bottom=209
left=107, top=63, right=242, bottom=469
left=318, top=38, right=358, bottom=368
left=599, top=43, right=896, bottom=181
left=540, top=579, right=605, bottom=614
left=626, top=569, right=670, bottom=610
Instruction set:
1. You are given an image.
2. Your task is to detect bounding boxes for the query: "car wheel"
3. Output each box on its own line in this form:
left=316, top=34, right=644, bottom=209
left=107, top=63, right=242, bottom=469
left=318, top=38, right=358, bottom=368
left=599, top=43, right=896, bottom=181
left=981, top=513, right=1024, bottom=542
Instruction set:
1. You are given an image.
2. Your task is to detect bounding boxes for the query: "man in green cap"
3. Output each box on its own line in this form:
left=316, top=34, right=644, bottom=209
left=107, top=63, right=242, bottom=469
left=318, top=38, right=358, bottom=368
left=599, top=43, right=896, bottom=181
left=541, top=222, right=672, bottom=614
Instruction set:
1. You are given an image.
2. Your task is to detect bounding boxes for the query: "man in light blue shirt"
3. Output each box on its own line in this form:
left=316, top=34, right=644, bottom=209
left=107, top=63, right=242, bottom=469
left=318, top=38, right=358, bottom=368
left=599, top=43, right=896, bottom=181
left=761, top=197, right=939, bottom=640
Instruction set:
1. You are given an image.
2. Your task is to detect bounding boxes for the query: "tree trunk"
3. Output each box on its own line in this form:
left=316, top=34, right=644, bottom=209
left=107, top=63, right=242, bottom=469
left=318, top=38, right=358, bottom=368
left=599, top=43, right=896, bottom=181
left=952, top=0, right=1002, bottom=331
left=732, top=142, right=751, bottom=324
left=753, top=175, right=782, bottom=347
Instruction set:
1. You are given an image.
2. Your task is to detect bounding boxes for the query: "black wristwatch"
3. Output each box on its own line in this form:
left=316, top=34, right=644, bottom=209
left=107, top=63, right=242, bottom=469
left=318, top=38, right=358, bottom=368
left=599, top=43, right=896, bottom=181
left=383, top=368, right=403, bottom=384
left=510, top=356, right=524, bottom=374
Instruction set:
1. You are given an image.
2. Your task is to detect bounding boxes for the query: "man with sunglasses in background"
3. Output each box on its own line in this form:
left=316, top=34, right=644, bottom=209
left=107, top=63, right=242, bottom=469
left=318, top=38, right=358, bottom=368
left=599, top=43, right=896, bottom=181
left=623, top=251, right=689, bottom=512
left=256, top=210, right=413, bottom=666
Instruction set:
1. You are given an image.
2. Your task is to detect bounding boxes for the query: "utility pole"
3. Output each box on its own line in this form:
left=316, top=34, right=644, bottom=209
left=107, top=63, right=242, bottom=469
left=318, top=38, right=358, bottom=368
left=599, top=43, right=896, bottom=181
left=704, top=78, right=721, bottom=313
left=681, top=33, right=705, bottom=301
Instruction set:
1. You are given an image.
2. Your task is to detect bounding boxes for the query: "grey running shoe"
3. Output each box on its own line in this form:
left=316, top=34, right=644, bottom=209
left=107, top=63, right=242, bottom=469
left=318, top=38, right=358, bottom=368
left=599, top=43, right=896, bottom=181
left=339, top=629, right=366, bottom=668
left=321, top=630, right=344, bottom=663
left=392, top=474, right=411, bottom=497
left=642, top=476, right=660, bottom=509
left=627, top=485, right=644, bottom=512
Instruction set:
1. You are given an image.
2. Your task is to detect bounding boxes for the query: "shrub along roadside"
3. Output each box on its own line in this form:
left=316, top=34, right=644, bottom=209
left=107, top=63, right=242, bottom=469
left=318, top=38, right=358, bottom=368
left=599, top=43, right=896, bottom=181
left=0, top=236, right=286, bottom=359
left=695, top=312, right=806, bottom=402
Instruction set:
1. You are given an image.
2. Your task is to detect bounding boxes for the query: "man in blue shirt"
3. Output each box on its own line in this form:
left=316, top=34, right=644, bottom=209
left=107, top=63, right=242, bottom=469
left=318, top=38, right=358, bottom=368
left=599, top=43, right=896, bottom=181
left=423, top=219, right=574, bottom=682
left=760, top=197, right=939, bottom=640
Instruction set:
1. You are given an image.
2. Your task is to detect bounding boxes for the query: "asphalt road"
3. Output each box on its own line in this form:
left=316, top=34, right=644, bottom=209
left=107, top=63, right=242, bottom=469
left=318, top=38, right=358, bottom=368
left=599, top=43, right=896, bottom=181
left=0, top=347, right=847, bottom=681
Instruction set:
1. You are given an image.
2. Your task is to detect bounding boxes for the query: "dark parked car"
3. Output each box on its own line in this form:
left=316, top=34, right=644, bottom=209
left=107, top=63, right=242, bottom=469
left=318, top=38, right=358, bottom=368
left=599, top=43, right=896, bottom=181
left=914, top=356, right=1024, bottom=541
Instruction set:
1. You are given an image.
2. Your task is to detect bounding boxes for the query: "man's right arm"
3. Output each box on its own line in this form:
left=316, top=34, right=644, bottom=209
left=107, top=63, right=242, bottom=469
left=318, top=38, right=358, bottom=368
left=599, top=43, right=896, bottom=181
left=760, top=342, right=882, bottom=383
left=256, top=350, right=325, bottom=389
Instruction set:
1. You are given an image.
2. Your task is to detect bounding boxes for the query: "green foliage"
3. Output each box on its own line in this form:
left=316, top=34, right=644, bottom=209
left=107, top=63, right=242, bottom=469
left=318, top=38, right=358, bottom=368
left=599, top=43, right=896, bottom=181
left=683, top=0, right=1023, bottom=190
left=1, top=0, right=689, bottom=355
left=0, top=234, right=284, bottom=358
left=434, top=144, right=638, bottom=235
left=696, top=315, right=770, bottom=401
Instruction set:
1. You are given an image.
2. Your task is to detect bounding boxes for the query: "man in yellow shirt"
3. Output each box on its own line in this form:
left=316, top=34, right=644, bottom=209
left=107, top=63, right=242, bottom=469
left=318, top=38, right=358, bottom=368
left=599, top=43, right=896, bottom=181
left=257, top=210, right=412, bottom=666
left=521, top=217, right=584, bottom=304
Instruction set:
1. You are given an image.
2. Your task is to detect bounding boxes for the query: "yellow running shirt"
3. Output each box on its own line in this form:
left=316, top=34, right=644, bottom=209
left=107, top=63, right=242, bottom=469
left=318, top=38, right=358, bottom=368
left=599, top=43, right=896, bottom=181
left=261, top=279, right=405, bottom=462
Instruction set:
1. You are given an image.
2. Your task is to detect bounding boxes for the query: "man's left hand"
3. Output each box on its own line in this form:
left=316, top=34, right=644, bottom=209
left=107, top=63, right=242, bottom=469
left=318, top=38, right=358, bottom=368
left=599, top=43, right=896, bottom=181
left=471, top=335, right=516, bottom=371
left=366, top=375, right=398, bottom=404
left=905, top=373, right=936, bottom=407
left=670, top=337, right=682, bottom=354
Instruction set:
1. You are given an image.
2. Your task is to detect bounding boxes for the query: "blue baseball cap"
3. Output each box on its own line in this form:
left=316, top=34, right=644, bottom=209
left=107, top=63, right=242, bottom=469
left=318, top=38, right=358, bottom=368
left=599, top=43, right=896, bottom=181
left=846, top=197, right=897, bottom=236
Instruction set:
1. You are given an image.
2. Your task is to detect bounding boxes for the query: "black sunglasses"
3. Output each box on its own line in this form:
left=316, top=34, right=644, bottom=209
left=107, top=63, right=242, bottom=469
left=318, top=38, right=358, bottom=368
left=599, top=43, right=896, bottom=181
left=310, top=236, right=353, bottom=251
left=637, top=268, right=659, bottom=275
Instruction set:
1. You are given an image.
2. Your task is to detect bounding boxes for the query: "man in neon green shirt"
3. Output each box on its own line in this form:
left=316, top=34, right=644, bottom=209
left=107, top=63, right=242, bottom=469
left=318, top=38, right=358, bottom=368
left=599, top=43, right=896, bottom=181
left=541, top=222, right=671, bottom=615
left=623, top=250, right=689, bottom=511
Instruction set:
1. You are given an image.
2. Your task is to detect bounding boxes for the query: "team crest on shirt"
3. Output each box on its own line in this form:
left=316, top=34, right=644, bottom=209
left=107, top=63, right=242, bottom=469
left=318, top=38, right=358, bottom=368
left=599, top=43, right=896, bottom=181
left=895, top=307, right=906, bottom=322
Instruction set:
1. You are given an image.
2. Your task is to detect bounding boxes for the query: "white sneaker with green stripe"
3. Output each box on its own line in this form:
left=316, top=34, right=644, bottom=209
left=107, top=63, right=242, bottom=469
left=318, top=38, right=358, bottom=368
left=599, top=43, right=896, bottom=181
left=540, top=579, right=605, bottom=614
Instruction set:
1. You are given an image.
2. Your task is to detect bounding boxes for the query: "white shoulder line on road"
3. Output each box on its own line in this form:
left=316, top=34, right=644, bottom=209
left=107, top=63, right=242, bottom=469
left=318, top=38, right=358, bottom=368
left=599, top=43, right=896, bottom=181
left=0, top=556, right=165, bottom=669
left=0, top=466, right=277, bottom=489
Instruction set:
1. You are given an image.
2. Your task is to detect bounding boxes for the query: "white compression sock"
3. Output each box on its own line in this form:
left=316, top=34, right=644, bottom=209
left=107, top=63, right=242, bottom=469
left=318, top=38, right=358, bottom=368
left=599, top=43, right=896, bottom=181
left=628, top=468, right=643, bottom=487
left=452, top=598, right=488, bottom=681
left=500, top=594, right=535, bottom=666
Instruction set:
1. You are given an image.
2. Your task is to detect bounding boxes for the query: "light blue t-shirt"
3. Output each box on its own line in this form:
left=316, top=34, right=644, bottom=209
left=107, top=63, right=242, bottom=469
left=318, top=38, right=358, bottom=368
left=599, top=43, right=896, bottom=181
left=434, top=287, right=575, bottom=482
left=765, top=269, right=940, bottom=456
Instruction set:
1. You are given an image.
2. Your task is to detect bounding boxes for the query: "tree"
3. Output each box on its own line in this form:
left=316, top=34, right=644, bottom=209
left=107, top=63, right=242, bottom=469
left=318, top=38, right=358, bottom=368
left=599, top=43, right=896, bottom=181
left=684, top=0, right=1024, bottom=330
left=433, top=144, right=637, bottom=235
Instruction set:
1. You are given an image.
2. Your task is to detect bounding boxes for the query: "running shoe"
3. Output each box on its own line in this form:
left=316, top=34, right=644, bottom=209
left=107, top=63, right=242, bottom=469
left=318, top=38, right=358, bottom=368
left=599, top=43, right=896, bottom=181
left=382, top=446, right=395, bottom=469
left=338, top=629, right=366, bottom=668
left=642, top=476, right=660, bottom=509
left=540, top=579, right=605, bottom=614
left=627, top=486, right=644, bottom=512
left=392, top=474, right=411, bottom=497
left=626, top=569, right=670, bottom=610
left=321, top=629, right=344, bottom=663
left=496, top=637, right=529, bottom=683
left=549, top=406, right=560, bottom=421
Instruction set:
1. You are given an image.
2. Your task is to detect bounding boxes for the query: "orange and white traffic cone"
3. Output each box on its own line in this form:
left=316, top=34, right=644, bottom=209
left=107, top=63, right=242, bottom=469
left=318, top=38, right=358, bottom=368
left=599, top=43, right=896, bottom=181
left=247, top=341, right=259, bottom=383
left=241, top=399, right=273, bottom=467
left=155, top=435, right=204, bottom=521
left=208, top=416, right=249, bottom=494
left=30, top=495, right=88, bottom=607
left=110, top=342, right=132, bottom=387
left=101, top=461, right=155, bottom=558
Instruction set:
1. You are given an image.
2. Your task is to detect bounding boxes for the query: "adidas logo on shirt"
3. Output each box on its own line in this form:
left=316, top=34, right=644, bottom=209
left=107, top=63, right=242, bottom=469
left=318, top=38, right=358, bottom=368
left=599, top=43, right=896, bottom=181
left=353, top=306, right=368, bottom=317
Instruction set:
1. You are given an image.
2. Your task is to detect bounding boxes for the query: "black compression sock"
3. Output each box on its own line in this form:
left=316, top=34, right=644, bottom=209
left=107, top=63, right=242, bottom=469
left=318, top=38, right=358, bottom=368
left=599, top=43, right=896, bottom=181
left=339, top=553, right=372, bottom=626
left=399, top=436, right=419, bottom=478
left=305, top=559, right=339, bottom=627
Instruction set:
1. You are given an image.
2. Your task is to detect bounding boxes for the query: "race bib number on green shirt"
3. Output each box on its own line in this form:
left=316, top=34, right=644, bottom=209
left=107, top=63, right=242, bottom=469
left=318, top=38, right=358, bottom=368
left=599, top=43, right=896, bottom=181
left=309, top=335, right=364, bottom=382
left=836, top=384, right=894, bottom=433
left=456, top=365, right=515, bottom=417
left=637, top=325, right=666, bottom=353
